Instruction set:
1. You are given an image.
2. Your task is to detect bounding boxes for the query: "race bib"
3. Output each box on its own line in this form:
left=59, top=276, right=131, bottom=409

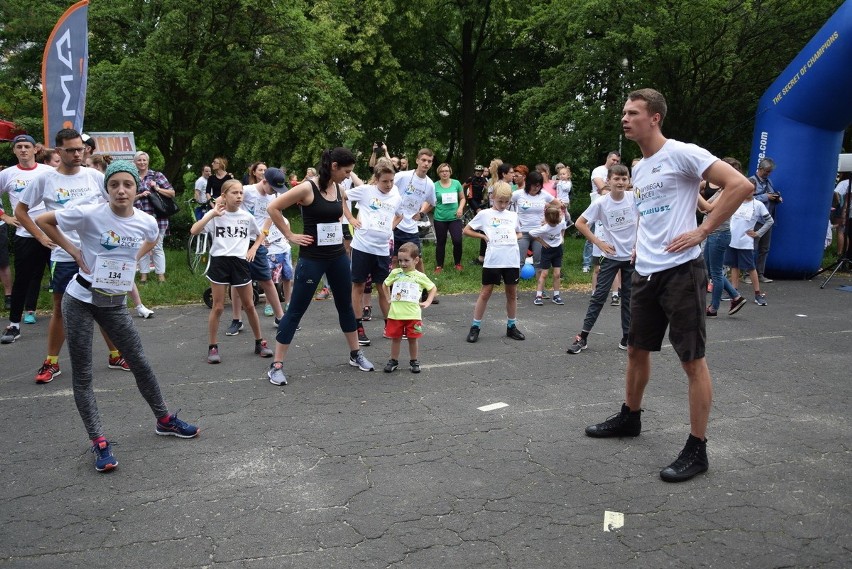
left=365, top=210, right=393, bottom=235
left=491, top=225, right=514, bottom=244
left=317, top=222, right=343, bottom=246
left=92, top=255, right=135, bottom=292
left=441, top=192, right=458, bottom=205
left=607, top=206, right=636, bottom=231
left=391, top=281, right=421, bottom=303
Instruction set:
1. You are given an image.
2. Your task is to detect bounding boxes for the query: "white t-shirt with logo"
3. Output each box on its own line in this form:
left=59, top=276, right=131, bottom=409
left=348, top=184, right=402, bottom=256
left=393, top=170, right=436, bottom=234
left=203, top=209, right=262, bottom=258
left=20, top=168, right=107, bottom=262
left=730, top=199, right=770, bottom=250
left=581, top=192, right=637, bottom=261
left=241, top=183, right=275, bottom=227
left=529, top=220, right=567, bottom=248
left=0, top=163, right=54, bottom=237
left=56, top=203, right=158, bottom=305
left=511, top=190, right=554, bottom=232
left=467, top=208, right=521, bottom=268
left=631, top=139, right=717, bottom=275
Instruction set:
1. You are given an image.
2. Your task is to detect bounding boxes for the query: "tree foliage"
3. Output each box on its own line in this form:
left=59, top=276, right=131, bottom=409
left=1, top=0, right=848, bottom=184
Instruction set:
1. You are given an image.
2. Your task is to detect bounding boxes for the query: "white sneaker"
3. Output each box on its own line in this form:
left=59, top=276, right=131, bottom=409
left=136, top=305, right=154, bottom=319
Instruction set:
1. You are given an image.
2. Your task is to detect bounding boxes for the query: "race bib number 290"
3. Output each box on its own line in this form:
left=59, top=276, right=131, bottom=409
left=317, top=222, right=343, bottom=246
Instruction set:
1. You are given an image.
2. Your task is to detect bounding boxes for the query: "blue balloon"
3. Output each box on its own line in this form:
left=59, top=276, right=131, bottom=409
left=520, top=263, right=535, bottom=279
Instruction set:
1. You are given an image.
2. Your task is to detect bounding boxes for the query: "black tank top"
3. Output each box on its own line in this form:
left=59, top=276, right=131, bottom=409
left=300, top=181, right=345, bottom=260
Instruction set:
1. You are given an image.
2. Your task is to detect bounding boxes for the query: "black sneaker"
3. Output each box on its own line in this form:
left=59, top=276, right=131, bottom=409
left=466, top=326, right=480, bottom=343
left=660, top=435, right=709, bottom=482
left=585, top=403, right=642, bottom=437
left=1, top=325, right=21, bottom=344
left=506, top=325, right=525, bottom=340
left=409, top=359, right=421, bottom=373
left=618, top=336, right=628, bottom=350
left=728, top=296, right=746, bottom=315
left=357, top=325, right=371, bottom=346
left=362, top=306, right=372, bottom=321
left=383, top=359, right=398, bottom=373
left=567, top=335, right=587, bottom=354
left=225, top=319, right=244, bottom=336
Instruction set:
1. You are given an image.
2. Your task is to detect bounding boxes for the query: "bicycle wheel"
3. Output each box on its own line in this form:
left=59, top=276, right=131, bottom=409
left=462, top=208, right=475, bottom=226
left=187, top=234, right=211, bottom=274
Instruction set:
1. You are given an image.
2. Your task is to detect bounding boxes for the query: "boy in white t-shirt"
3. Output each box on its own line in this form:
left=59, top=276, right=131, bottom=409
left=462, top=182, right=525, bottom=343
left=567, top=164, right=637, bottom=353
left=190, top=180, right=274, bottom=364
left=724, top=195, right=774, bottom=307
left=347, top=163, right=403, bottom=346
left=529, top=204, right=568, bottom=305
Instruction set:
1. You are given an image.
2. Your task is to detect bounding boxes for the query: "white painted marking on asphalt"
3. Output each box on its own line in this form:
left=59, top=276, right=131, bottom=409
left=603, top=510, right=624, bottom=532
left=429, top=359, right=498, bottom=369
left=478, top=402, right=508, bottom=412
left=795, top=314, right=808, bottom=317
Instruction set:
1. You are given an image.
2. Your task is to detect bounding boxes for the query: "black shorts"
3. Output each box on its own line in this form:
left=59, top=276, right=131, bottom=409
left=723, top=247, right=756, bottom=271
left=539, top=246, right=563, bottom=270
left=207, top=256, right=252, bottom=286
left=628, top=258, right=707, bottom=362
left=350, top=248, right=391, bottom=284
left=248, top=243, right=272, bottom=281
left=482, top=267, right=520, bottom=286
left=49, top=261, right=79, bottom=294
left=392, top=228, right=421, bottom=257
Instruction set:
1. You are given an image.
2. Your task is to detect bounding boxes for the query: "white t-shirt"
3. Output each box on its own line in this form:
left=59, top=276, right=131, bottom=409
left=590, top=165, right=609, bottom=196
left=393, top=169, right=436, bottom=233
left=730, top=199, right=770, bottom=249
left=194, top=176, right=209, bottom=203
left=0, top=163, right=54, bottom=237
left=511, top=190, right=554, bottom=232
left=204, top=209, right=262, bottom=258
left=529, top=220, right=567, bottom=248
left=631, top=139, right=717, bottom=275
left=556, top=180, right=572, bottom=204
left=348, top=184, right=402, bottom=256
left=241, top=183, right=275, bottom=227
left=581, top=192, right=637, bottom=261
left=467, top=208, right=521, bottom=268
left=20, top=168, right=107, bottom=262
left=266, top=221, right=291, bottom=255
left=835, top=180, right=852, bottom=219
left=56, top=203, right=158, bottom=304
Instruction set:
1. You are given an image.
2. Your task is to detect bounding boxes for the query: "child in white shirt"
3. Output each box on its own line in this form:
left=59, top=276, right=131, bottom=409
left=529, top=204, right=567, bottom=305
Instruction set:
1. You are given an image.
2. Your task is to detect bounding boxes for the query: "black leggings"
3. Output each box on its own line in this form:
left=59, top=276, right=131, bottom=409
left=433, top=219, right=463, bottom=267
left=9, top=236, right=50, bottom=323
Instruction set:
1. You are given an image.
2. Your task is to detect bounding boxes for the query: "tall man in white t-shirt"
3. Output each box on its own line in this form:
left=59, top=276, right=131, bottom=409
left=0, top=135, right=55, bottom=343
left=15, top=128, right=127, bottom=383
left=584, top=89, right=753, bottom=482
left=394, top=149, right=436, bottom=300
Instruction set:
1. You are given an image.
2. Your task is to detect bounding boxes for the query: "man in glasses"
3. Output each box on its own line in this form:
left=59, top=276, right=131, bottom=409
left=15, top=128, right=129, bottom=383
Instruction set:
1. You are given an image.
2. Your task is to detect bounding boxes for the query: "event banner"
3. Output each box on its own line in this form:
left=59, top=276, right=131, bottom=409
left=88, top=132, right=138, bottom=160
left=42, top=0, right=89, bottom=144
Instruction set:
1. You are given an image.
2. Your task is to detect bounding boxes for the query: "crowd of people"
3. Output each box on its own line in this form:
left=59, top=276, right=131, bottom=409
left=0, top=88, right=846, bottom=480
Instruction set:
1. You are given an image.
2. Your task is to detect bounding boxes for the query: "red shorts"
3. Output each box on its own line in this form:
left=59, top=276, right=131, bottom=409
left=384, top=319, right=424, bottom=339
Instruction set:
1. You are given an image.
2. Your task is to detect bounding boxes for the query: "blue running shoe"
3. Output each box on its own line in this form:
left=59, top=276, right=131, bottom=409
left=92, top=440, right=117, bottom=472
left=155, top=410, right=199, bottom=438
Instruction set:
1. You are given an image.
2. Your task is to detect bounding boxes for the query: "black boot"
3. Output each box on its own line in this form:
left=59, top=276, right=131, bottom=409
left=585, top=403, right=642, bottom=437
left=660, top=434, right=708, bottom=482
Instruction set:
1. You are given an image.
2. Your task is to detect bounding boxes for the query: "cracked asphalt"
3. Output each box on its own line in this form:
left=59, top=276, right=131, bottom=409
left=1, top=276, right=850, bottom=568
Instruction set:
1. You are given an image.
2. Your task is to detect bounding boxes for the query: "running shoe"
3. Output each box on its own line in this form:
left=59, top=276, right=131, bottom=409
left=136, top=305, right=154, bottom=319
left=567, top=335, right=587, bottom=354
left=362, top=306, right=372, bottom=321
left=23, top=312, right=37, bottom=324
left=264, top=304, right=274, bottom=317
left=225, top=319, right=243, bottom=336
left=534, top=296, right=544, bottom=306
left=349, top=350, right=375, bottom=371
left=729, top=296, right=747, bottom=315
left=506, top=325, right=525, bottom=340
left=409, top=359, right=421, bottom=374
left=155, top=410, right=199, bottom=438
left=268, top=361, right=287, bottom=385
left=611, top=293, right=620, bottom=306
left=383, top=359, right=399, bottom=373
left=255, top=340, right=273, bottom=357
left=466, top=326, right=480, bottom=343
left=754, top=294, right=767, bottom=306
left=108, top=355, right=131, bottom=371
left=207, top=346, right=221, bottom=364
left=314, top=287, right=331, bottom=300
left=552, top=294, right=564, bottom=305
left=92, top=440, right=117, bottom=472
left=357, top=325, right=371, bottom=346
left=619, top=336, right=628, bottom=350
left=1, top=325, right=21, bottom=344
left=454, top=264, right=463, bottom=271
left=35, top=360, right=61, bottom=383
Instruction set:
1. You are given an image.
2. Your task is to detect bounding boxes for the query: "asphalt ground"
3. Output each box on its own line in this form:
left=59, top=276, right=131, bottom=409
left=0, top=275, right=850, bottom=568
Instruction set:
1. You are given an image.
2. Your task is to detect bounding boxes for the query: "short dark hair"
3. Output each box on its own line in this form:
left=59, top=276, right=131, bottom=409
left=55, top=128, right=81, bottom=147
left=628, top=88, right=668, bottom=125
left=608, top=164, right=629, bottom=178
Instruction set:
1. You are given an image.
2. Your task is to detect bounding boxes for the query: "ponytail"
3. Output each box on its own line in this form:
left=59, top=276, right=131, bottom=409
left=318, top=147, right=356, bottom=191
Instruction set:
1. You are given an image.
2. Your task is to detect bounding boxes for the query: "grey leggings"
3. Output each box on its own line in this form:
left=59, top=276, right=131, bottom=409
left=62, top=294, right=168, bottom=439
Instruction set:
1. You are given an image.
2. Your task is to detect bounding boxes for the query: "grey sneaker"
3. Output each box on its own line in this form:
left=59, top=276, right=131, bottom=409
left=409, top=359, right=421, bottom=373
left=534, top=296, right=544, bottom=306
left=349, top=350, right=374, bottom=371
left=567, top=335, right=587, bottom=354
left=754, top=294, right=767, bottom=306
left=268, top=361, right=287, bottom=385
left=1, top=325, right=21, bottom=344
left=552, top=294, right=564, bottom=305
left=225, top=319, right=243, bottom=336
left=383, top=359, right=399, bottom=373
left=255, top=340, right=273, bottom=357
left=207, top=346, right=221, bottom=364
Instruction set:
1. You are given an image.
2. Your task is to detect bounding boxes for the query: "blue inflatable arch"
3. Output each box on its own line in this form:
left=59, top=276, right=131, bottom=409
left=748, top=0, right=852, bottom=277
